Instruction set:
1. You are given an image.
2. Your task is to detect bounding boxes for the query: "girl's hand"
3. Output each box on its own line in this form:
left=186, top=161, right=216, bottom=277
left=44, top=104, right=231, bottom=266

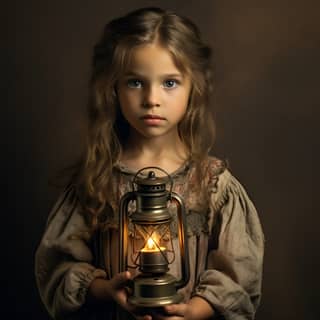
left=150, top=297, right=214, bottom=320
left=149, top=303, right=191, bottom=320
left=88, top=271, right=152, bottom=320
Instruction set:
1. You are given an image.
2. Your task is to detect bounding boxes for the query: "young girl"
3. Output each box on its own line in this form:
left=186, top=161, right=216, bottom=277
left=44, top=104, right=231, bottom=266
left=35, top=7, right=264, bottom=320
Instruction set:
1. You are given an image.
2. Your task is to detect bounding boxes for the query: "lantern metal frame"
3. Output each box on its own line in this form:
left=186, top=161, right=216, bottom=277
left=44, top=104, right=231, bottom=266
left=119, top=167, right=190, bottom=307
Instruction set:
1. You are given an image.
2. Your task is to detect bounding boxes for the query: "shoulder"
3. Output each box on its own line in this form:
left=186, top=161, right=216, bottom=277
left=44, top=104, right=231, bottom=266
left=46, top=184, right=78, bottom=225
left=45, top=184, right=93, bottom=241
left=204, top=156, right=251, bottom=212
left=201, top=156, right=228, bottom=190
left=205, top=160, right=264, bottom=244
left=203, top=155, right=227, bottom=175
left=39, top=184, right=93, bottom=261
left=203, top=156, right=251, bottom=192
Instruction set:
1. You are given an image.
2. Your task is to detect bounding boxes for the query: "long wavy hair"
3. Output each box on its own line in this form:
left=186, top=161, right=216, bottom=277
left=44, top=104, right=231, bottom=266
left=74, top=7, right=215, bottom=226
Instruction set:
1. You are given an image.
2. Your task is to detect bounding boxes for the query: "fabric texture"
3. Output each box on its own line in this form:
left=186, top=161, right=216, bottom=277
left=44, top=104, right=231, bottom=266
left=35, top=156, right=264, bottom=320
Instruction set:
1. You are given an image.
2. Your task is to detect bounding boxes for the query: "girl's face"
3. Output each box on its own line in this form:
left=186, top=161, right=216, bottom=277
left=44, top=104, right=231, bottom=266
left=116, top=43, right=191, bottom=142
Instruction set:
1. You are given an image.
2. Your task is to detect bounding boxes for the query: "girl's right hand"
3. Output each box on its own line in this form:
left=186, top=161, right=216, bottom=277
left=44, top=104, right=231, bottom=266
left=88, top=271, right=152, bottom=320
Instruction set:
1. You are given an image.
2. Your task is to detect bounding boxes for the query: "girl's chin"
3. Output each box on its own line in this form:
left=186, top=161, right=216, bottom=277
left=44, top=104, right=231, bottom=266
left=134, top=129, right=178, bottom=140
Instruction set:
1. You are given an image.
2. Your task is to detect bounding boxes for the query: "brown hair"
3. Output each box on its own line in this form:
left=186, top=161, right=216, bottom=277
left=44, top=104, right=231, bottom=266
left=75, top=7, right=215, bottom=225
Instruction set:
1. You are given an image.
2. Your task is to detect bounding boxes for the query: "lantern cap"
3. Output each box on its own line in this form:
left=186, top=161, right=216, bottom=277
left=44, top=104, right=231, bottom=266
left=132, top=166, right=173, bottom=195
left=135, top=170, right=169, bottom=186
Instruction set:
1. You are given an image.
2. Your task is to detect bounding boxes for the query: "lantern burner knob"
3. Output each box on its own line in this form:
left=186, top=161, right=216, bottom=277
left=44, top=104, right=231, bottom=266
left=148, top=171, right=156, bottom=179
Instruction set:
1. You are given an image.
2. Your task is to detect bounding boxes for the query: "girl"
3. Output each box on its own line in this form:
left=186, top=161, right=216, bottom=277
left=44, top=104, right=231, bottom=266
left=35, top=7, right=264, bottom=320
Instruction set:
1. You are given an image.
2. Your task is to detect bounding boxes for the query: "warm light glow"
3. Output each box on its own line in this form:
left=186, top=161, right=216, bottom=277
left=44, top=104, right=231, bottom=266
left=147, top=237, right=156, bottom=250
left=141, top=234, right=166, bottom=252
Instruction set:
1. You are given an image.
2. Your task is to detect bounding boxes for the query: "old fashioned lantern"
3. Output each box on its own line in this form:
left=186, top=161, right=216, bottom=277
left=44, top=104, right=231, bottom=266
left=119, top=167, right=190, bottom=307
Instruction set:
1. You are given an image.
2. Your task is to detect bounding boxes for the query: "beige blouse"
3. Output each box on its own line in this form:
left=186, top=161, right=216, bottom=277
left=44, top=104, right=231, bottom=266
left=35, top=157, right=264, bottom=320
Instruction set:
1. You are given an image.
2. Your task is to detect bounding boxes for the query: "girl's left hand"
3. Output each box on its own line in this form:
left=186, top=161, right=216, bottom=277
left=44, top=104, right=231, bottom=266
left=149, top=297, right=214, bottom=320
left=150, top=303, right=191, bottom=320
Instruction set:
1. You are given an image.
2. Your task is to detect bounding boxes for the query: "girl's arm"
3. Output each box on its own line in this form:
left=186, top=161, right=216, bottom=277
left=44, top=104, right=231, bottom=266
left=191, top=169, right=264, bottom=319
left=36, top=186, right=160, bottom=320
left=35, top=185, right=107, bottom=319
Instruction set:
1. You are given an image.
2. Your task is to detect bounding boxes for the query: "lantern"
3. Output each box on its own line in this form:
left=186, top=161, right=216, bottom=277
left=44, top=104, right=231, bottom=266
left=119, top=167, right=190, bottom=307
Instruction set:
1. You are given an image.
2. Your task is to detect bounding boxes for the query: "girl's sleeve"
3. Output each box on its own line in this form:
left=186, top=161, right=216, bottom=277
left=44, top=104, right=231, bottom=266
left=193, top=169, right=264, bottom=320
left=35, top=185, right=107, bottom=319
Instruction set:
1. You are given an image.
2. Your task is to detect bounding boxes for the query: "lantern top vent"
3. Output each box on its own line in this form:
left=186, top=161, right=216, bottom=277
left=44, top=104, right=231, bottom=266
left=133, top=167, right=173, bottom=194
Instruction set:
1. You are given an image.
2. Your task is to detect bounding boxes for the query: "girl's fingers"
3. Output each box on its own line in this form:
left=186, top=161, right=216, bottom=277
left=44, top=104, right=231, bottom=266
left=163, top=303, right=188, bottom=317
left=111, top=271, right=131, bottom=289
left=129, top=310, right=152, bottom=320
left=152, top=315, right=181, bottom=320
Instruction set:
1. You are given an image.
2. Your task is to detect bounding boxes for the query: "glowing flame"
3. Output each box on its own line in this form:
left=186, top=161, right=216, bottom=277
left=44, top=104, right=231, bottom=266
left=146, top=237, right=157, bottom=250
left=141, top=234, right=166, bottom=252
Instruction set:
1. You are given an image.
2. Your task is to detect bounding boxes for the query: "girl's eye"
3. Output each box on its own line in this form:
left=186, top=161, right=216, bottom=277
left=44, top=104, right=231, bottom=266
left=127, top=79, right=143, bottom=88
left=163, top=79, right=178, bottom=89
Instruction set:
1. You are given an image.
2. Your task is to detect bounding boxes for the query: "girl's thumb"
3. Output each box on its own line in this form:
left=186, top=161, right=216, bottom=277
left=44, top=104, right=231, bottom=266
left=111, top=271, right=131, bottom=288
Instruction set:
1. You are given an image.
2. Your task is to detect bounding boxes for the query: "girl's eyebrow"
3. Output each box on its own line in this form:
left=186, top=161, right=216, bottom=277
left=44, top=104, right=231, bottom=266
left=123, top=71, right=184, bottom=78
left=162, top=73, right=183, bottom=78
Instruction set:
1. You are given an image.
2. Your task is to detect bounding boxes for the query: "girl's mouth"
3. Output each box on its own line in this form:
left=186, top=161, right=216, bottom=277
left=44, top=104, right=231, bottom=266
left=141, top=114, right=165, bottom=125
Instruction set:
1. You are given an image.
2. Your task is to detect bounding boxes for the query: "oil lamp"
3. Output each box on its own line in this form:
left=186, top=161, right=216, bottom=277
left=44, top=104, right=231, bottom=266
left=119, top=167, right=190, bottom=307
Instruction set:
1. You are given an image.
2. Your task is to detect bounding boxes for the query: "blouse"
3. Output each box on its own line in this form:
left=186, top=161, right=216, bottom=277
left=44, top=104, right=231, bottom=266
left=35, top=156, right=264, bottom=320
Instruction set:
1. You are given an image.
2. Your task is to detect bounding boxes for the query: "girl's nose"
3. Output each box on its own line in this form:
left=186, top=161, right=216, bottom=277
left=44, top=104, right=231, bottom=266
left=142, top=85, right=161, bottom=108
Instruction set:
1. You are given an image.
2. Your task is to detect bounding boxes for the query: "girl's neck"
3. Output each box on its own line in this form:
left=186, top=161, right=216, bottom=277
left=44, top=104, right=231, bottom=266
left=121, top=132, right=189, bottom=174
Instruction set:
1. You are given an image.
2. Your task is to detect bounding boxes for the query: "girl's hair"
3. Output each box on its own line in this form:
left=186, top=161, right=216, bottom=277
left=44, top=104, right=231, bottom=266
left=76, top=7, right=215, bottom=225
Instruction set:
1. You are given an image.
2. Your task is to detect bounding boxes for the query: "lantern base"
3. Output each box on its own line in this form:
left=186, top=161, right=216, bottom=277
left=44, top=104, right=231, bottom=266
left=128, top=273, right=183, bottom=307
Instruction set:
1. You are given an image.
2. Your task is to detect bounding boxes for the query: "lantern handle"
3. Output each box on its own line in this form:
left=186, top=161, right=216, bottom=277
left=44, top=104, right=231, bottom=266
left=132, top=166, right=173, bottom=194
left=119, top=191, right=136, bottom=273
left=170, top=192, right=190, bottom=289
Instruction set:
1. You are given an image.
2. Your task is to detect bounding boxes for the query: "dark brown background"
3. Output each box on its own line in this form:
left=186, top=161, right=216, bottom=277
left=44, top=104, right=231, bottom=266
left=2, top=0, right=319, bottom=319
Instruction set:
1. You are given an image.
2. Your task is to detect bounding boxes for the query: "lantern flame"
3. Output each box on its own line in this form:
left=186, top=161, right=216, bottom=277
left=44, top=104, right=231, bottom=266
left=141, top=234, right=166, bottom=252
left=146, top=237, right=157, bottom=250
